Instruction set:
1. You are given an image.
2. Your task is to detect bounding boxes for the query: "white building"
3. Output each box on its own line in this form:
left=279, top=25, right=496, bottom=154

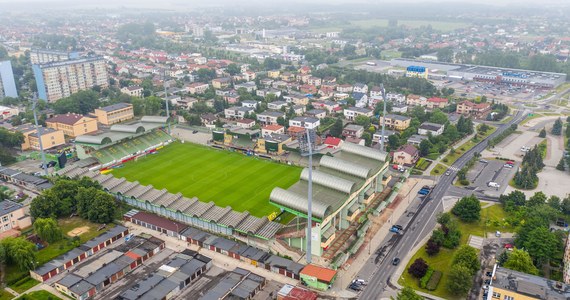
left=289, top=116, right=320, bottom=129
left=418, top=122, right=445, bottom=136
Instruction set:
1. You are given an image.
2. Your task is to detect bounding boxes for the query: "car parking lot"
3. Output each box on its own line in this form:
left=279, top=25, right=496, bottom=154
left=466, top=159, right=518, bottom=197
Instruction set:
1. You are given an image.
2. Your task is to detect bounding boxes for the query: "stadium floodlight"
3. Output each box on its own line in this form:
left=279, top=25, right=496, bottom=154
left=379, top=83, right=387, bottom=152
left=32, top=93, right=48, bottom=176
left=163, top=70, right=171, bottom=134
left=298, top=128, right=316, bottom=264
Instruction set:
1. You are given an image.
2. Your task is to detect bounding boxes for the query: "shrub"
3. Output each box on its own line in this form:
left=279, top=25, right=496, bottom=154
left=459, top=179, right=470, bottom=186
left=408, top=258, right=429, bottom=278
left=443, top=158, right=449, bottom=163
left=425, top=238, right=441, bottom=256
left=420, top=267, right=434, bottom=289
left=426, top=270, right=442, bottom=291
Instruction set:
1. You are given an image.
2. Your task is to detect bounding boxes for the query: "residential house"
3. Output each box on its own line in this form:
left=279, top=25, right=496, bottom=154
left=299, top=66, right=311, bottom=75
left=322, top=76, right=336, bottom=84
left=306, top=109, right=327, bottom=119
left=284, top=93, right=309, bottom=106
left=93, top=103, right=134, bottom=125
left=46, top=113, right=98, bottom=138
left=336, top=84, right=353, bottom=93
left=292, top=105, right=305, bottom=116
left=289, top=116, right=320, bottom=130
left=257, top=111, right=285, bottom=126
left=0, top=200, right=32, bottom=239
left=323, top=136, right=342, bottom=149
left=287, top=126, right=306, bottom=138
left=242, top=71, right=256, bottom=81
left=353, top=92, right=369, bottom=108
left=344, top=107, right=373, bottom=121
left=318, top=85, right=336, bottom=99
left=235, top=81, right=257, bottom=92
left=175, top=97, right=198, bottom=110
left=235, top=118, right=256, bottom=129
left=334, top=93, right=350, bottom=101
left=353, top=83, right=368, bottom=94
left=406, top=94, right=427, bottom=107
left=392, top=144, right=420, bottom=165
left=120, top=86, right=143, bottom=98
left=268, top=70, right=280, bottom=79
left=224, top=91, right=240, bottom=104
left=260, top=78, right=273, bottom=87
left=224, top=106, right=254, bottom=119
left=0, top=105, right=18, bottom=120
left=307, top=76, right=322, bottom=86
left=426, top=97, right=449, bottom=109
left=313, top=100, right=341, bottom=113
left=418, top=122, right=445, bottom=136
left=456, top=101, right=491, bottom=119
left=201, top=113, right=217, bottom=128
left=392, top=103, right=409, bottom=113
left=267, top=101, right=288, bottom=110
left=280, top=72, right=296, bottom=82
left=379, top=114, right=411, bottom=131
left=407, top=134, right=429, bottom=146
left=342, top=124, right=364, bottom=138
left=211, top=78, right=231, bottom=89
left=373, top=129, right=395, bottom=144
left=187, top=82, right=209, bottom=94
left=387, top=93, right=406, bottom=104
left=300, top=84, right=318, bottom=95
left=257, top=88, right=281, bottom=99
left=370, top=86, right=382, bottom=97
left=261, top=125, right=285, bottom=136
left=241, top=100, right=258, bottom=109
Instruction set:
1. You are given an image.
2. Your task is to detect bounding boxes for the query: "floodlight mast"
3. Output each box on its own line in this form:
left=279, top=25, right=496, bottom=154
left=306, top=127, right=313, bottom=264
left=32, top=94, right=48, bottom=176
left=380, top=83, right=387, bottom=152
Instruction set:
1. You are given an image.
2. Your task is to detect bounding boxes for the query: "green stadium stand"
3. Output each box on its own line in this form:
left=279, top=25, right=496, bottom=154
left=90, top=130, right=171, bottom=165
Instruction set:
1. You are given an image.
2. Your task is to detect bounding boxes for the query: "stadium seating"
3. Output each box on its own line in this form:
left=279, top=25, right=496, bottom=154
left=91, top=130, right=171, bottom=165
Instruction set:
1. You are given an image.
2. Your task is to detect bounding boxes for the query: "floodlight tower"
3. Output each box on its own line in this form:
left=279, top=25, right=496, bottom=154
left=32, top=94, right=48, bottom=176
left=379, top=83, right=387, bottom=152
left=298, top=128, right=316, bottom=264
left=163, top=70, right=171, bottom=134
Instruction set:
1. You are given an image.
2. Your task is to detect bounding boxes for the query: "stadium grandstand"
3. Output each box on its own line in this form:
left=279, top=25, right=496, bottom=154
left=74, top=116, right=172, bottom=168
left=57, top=165, right=283, bottom=241
left=269, top=142, right=389, bottom=257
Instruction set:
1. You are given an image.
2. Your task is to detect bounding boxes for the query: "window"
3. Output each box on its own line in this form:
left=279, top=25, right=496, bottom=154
left=503, top=296, right=513, bottom=300
left=492, top=292, right=500, bottom=298
left=2, top=216, right=8, bottom=222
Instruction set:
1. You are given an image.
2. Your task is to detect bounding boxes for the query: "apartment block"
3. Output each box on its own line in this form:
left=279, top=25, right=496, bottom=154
left=0, top=60, right=18, bottom=98
left=33, top=57, right=109, bottom=102
left=30, top=49, right=80, bottom=64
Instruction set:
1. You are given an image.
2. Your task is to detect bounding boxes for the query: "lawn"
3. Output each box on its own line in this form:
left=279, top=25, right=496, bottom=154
left=399, top=203, right=513, bottom=299
left=16, top=290, right=62, bottom=300
left=0, top=290, right=14, bottom=300
left=414, top=158, right=432, bottom=171
left=443, top=140, right=476, bottom=164
left=9, top=277, right=39, bottom=294
left=430, top=163, right=448, bottom=176
left=112, top=142, right=302, bottom=218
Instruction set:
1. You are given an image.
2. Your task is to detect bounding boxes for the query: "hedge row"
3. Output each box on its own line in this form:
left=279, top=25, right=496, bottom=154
left=420, top=267, right=434, bottom=289
left=426, top=270, right=442, bottom=291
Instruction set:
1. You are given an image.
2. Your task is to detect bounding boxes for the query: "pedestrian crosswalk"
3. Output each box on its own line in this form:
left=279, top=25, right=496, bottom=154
left=447, top=166, right=460, bottom=172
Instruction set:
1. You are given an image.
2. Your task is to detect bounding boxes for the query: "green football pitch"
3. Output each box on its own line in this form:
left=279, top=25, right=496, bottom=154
left=111, top=142, right=302, bottom=218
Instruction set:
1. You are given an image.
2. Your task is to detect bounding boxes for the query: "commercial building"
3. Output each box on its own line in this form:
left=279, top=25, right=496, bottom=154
left=269, top=142, right=389, bottom=256
left=379, top=114, right=411, bottom=131
left=30, top=226, right=130, bottom=282
left=0, top=200, right=32, bottom=239
left=299, top=264, right=337, bottom=291
left=392, top=58, right=567, bottom=88
left=93, top=103, right=134, bottom=125
left=30, top=49, right=80, bottom=64
left=46, top=113, right=98, bottom=137
left=33, top=57, right=109, bottom=102
left=12, top=123, right=65, bottom=151
left=0, top=60, right=18, bottom=98
left=487, top=264, right=570, bottom=300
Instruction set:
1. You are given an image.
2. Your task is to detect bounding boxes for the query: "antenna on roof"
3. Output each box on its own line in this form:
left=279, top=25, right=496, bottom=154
left=379, top=83, right=387, bottom=152
left=32, top=93, right=48, bottom=176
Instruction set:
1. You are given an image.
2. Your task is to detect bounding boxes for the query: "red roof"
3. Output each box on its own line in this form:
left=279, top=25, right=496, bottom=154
left=46, top=113, right=91, bottom=125
left=427, top=97, right=448, bottom=103
left=263, top=124, right=284, bottom=131
left=324, top=136, right=342, bottom=146
left=396, top=144, right=419, bottom=156
left=288, top=126, right=305, bottom=134
left=131, top=211, right=188, bottom=233
left=236, top=118, right=255, bottom=124
left=300, top=264, right=337, bottom=283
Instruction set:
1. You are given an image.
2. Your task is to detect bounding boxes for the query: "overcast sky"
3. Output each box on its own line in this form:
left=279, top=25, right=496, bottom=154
left=0, top=0, right=567, bottom=5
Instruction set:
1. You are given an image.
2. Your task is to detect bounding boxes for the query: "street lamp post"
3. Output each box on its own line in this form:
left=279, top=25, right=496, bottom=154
left=306, top=127, right=313, bottom=265
left=379, top=84, right=387, bottom=152
left=32, top=94, right=48, bottom=176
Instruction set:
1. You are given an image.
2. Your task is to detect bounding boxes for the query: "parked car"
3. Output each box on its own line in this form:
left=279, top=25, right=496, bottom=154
left=484, top=279, right=491, bottom=285
left=504, top=164, right=513, bottom=168
left=479, top=159, right=488, bottom=163
left=352, top=279, right=367, bottom=286
left=485, top=271, right=493, bottom=277
left=349, top=283, right=363, bottom=291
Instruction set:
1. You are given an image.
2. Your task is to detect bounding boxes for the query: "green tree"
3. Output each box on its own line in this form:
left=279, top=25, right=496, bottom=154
left=394, top=287, right=423, bottom=300
left=556, top=158, right=566, bottom=171
left=538, top=128, right=547, bottom=138
left=226, top=63, right=240, bottom=76
left=552, top=118, right=563, bottom=135
left=562, top=196, right=570, bottom=215
left=419, top=139, right=432, bottom=157
left=527, top=191, right=547, bottom=208
left=452, top=195, right=481, bottom=222
left=144, top=96, right=163, bottom=115
left=436, top=47, right=454, bottom=63
left=499, top=190, right=526, bottom=212
left=33, top=218, right=62, bottom=243
left=428, top=109, right=448, bottom=124
left=362, top=132, right=372, bottom=146
left=503, top=249, right=539, bottom=275
left=329, top=118, right=343, bottom=138
left=1, top=237, right=36, bottom=271
left=354, top=115, right=371, bottom=128
left=548, top=195, right=561, bottom=211
left=77, top=187, right=117, bottom=223
left=523, top=226, right=561, bottom=265
left=446, top=264, right=473, bottom=295
left=452, top=245, right=480, bottom=275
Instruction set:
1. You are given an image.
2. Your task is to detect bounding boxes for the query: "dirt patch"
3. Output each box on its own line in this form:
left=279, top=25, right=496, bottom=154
left=67, top=226, right=90, bottom=237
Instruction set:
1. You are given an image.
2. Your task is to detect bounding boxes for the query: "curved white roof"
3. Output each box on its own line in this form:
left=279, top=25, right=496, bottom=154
left=341, top=142, right=387, bottom=162
left=269, top=187, right=331, bottom=219
left=300, top=168, right=355, bottom=194
left=319, top=156, right=371, bottom=179
left=110, top=124, right=145, bottom=133
left=141, top=116, right=169, bottom=124
left=75, top=135, right=112, bottom=145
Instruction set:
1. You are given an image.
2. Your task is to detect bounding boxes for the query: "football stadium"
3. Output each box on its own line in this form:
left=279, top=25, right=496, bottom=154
left=111, top=142, right=302, bottom=218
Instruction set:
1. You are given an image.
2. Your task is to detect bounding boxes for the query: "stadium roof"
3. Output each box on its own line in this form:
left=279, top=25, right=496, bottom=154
left=269, top=187, right=332, bottom=220
left=110, top=124, right=145, bottom=133
left=74, top=116, right=168, bottom=146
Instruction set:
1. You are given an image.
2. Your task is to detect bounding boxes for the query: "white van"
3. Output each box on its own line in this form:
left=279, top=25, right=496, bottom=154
left=488, top=182, right=500, bottom=188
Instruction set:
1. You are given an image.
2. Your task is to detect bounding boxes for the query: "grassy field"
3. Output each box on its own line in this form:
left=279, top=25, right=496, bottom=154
left=112, top=142, right=302, bottom=218
left=399, top=203, right=512, bottom=299
left=16, top=290, right=62, bottom=300
left=430, top=163, right=448, bottom=176
left=0, top=290, right=13, bottom=300
left=9, top=278, right=39, bottom=294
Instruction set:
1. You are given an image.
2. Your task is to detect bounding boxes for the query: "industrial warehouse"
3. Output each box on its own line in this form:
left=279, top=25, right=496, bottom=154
left=390, top=58, right=568, bottom=88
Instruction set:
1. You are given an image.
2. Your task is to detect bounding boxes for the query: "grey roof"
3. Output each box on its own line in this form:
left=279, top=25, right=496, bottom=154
left=74, top=135, right=113, bottom=145
left=292, top=116, right=319, bottom=123
left=97, top=102, right=132, bottom=112
left=120, top=274, right=165, bottom=300
left=491, top=267, right=570, bottom=300
left=300, top=169, right=355, bottom=194
left=141, top=116, right=169, bottom=123
left=344, top=124, right=364, bottom=132
left=269, top=187, right=331, bottom=219
left=0, top=200, right=24, bottom=216
left=56, top=274, right=83, bottom=288
left=419, top=122, right=444, bottom=131
left=385, top=114, right=411, bottom=121
left=258, top=110, right=285, bottom=117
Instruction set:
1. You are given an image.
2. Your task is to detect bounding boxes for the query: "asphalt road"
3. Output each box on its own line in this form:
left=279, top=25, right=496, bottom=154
left=357, top=109, right=528, bottom=299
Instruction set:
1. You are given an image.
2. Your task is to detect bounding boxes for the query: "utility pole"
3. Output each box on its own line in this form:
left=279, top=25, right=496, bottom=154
left=32, top=94, right=48, bottom=176
left=306, top=127, right=313, bottom=264
left=163, top=70, right=171, bottom=134
left=379, top=83, right=387, bottom=152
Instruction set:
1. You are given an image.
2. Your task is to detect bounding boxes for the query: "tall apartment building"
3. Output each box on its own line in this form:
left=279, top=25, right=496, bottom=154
left=0, top=60, right=18, bottom=98
left=33, top=57, right=109, bottom=102
left=30, top=49, right=80, bottom=64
